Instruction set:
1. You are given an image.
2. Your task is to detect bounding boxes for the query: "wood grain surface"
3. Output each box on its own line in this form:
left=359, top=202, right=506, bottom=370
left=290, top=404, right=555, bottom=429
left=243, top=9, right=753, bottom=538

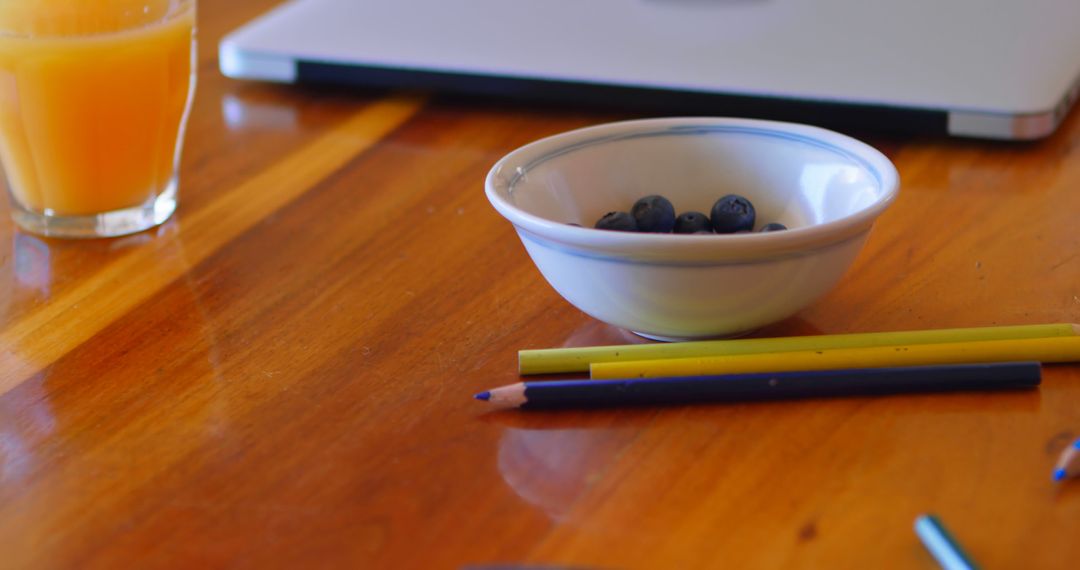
left=1, top=2, right=1079, bottom=568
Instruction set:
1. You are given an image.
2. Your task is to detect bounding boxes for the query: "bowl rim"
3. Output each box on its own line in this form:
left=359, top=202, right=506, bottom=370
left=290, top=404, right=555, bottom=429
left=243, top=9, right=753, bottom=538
left=485, top=117, right=900, bottom=262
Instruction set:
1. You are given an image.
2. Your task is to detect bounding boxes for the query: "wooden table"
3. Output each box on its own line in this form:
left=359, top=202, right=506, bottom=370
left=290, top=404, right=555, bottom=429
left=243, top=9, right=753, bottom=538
left=2, top=2, right=1079, bottom=568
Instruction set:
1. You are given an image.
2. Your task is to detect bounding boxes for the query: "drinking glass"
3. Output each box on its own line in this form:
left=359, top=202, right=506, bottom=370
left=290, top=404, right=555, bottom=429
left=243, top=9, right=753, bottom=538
left=0, top=0, right=197, bottom=238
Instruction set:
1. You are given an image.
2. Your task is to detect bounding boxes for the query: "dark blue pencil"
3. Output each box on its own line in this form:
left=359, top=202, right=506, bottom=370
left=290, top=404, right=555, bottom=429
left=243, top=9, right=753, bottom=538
left=474, top=361, right=1041, bottom=409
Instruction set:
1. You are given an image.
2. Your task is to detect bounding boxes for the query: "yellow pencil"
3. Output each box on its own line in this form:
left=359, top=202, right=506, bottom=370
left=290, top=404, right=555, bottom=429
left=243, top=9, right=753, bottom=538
left=519, top=323, right=1080, bottom=375
left=590, top=335, right=1080, bottom=379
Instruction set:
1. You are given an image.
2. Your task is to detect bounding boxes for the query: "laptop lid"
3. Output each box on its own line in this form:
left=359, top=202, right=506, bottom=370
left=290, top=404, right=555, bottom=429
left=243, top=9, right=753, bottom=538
left=220, top=0, right=1080, bottom=140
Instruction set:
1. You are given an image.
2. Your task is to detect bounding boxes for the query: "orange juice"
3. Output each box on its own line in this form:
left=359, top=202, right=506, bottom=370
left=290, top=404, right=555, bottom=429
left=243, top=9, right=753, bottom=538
left=0, top=0, right=195, bottom=217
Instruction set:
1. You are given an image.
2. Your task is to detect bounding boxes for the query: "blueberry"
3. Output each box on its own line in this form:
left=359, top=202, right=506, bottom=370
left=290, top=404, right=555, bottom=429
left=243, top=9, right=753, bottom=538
left=631, top=195, right=676, bottom=233
left=594, top=211, right=637, bottom=231
left=674, top=211, right=711, bottom=234
left=711, top=194, right=756, bottom=233
left=759, top=222, right=787, bottom=232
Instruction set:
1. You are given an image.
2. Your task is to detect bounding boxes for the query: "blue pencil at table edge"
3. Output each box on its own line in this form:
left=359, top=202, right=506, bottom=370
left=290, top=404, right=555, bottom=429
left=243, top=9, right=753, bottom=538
left=1052, top=437, right=1080, bottom=482
left=474, top=361, right=1041, bottom=409
left=915, top=514, right=981, bottom=570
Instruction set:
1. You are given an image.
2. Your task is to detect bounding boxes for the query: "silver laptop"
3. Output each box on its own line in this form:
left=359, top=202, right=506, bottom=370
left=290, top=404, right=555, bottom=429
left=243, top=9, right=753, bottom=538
left=220, top=0, right=1080, bottom=140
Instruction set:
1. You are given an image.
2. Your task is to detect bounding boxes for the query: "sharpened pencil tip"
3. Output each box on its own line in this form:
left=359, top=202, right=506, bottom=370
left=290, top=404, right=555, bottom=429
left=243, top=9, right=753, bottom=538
left=1053, top=468, right=1067, bottom=482
left=474, top=391, right=491, bottom=401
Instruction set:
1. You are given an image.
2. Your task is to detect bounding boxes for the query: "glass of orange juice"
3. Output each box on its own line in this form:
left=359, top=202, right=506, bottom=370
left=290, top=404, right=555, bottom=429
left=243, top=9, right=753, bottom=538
left=0, top=0, right=196, bottom=238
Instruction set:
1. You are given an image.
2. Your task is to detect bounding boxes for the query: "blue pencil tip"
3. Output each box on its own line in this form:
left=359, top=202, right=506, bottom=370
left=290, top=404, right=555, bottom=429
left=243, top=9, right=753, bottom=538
left=1053, top=468, right=1067, bottom=482
left=474, top=391, right=491, bottom=401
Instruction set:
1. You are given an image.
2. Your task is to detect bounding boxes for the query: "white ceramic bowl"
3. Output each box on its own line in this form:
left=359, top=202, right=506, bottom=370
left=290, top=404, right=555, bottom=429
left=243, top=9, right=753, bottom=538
left=485, top=118, right=899, bottom=340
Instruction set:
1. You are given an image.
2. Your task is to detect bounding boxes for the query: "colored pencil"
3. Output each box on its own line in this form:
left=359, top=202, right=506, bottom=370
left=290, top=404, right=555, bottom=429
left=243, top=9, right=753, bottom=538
left=589, top=335, right=1080, bottom=379
left=518, top=323, right=1079, bottom=375
left=1053, top=437, right=1080, bottom=482
left=915, top=514, right=981, bottom=570
left=474, top=362, right=1041, bottom=409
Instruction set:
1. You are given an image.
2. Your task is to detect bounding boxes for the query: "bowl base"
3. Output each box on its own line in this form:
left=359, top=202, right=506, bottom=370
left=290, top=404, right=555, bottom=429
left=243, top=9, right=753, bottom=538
left=632, top=328, right=759, bottom=343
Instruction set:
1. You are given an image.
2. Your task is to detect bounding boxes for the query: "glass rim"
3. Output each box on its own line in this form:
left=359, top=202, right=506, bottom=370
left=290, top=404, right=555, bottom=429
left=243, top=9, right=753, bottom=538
left=0, top=0, right=195, bottom=39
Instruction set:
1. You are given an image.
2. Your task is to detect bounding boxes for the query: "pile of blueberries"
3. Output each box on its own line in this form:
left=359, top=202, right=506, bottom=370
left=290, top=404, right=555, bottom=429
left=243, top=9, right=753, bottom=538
left=593, top=194, right=787, bottom=234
